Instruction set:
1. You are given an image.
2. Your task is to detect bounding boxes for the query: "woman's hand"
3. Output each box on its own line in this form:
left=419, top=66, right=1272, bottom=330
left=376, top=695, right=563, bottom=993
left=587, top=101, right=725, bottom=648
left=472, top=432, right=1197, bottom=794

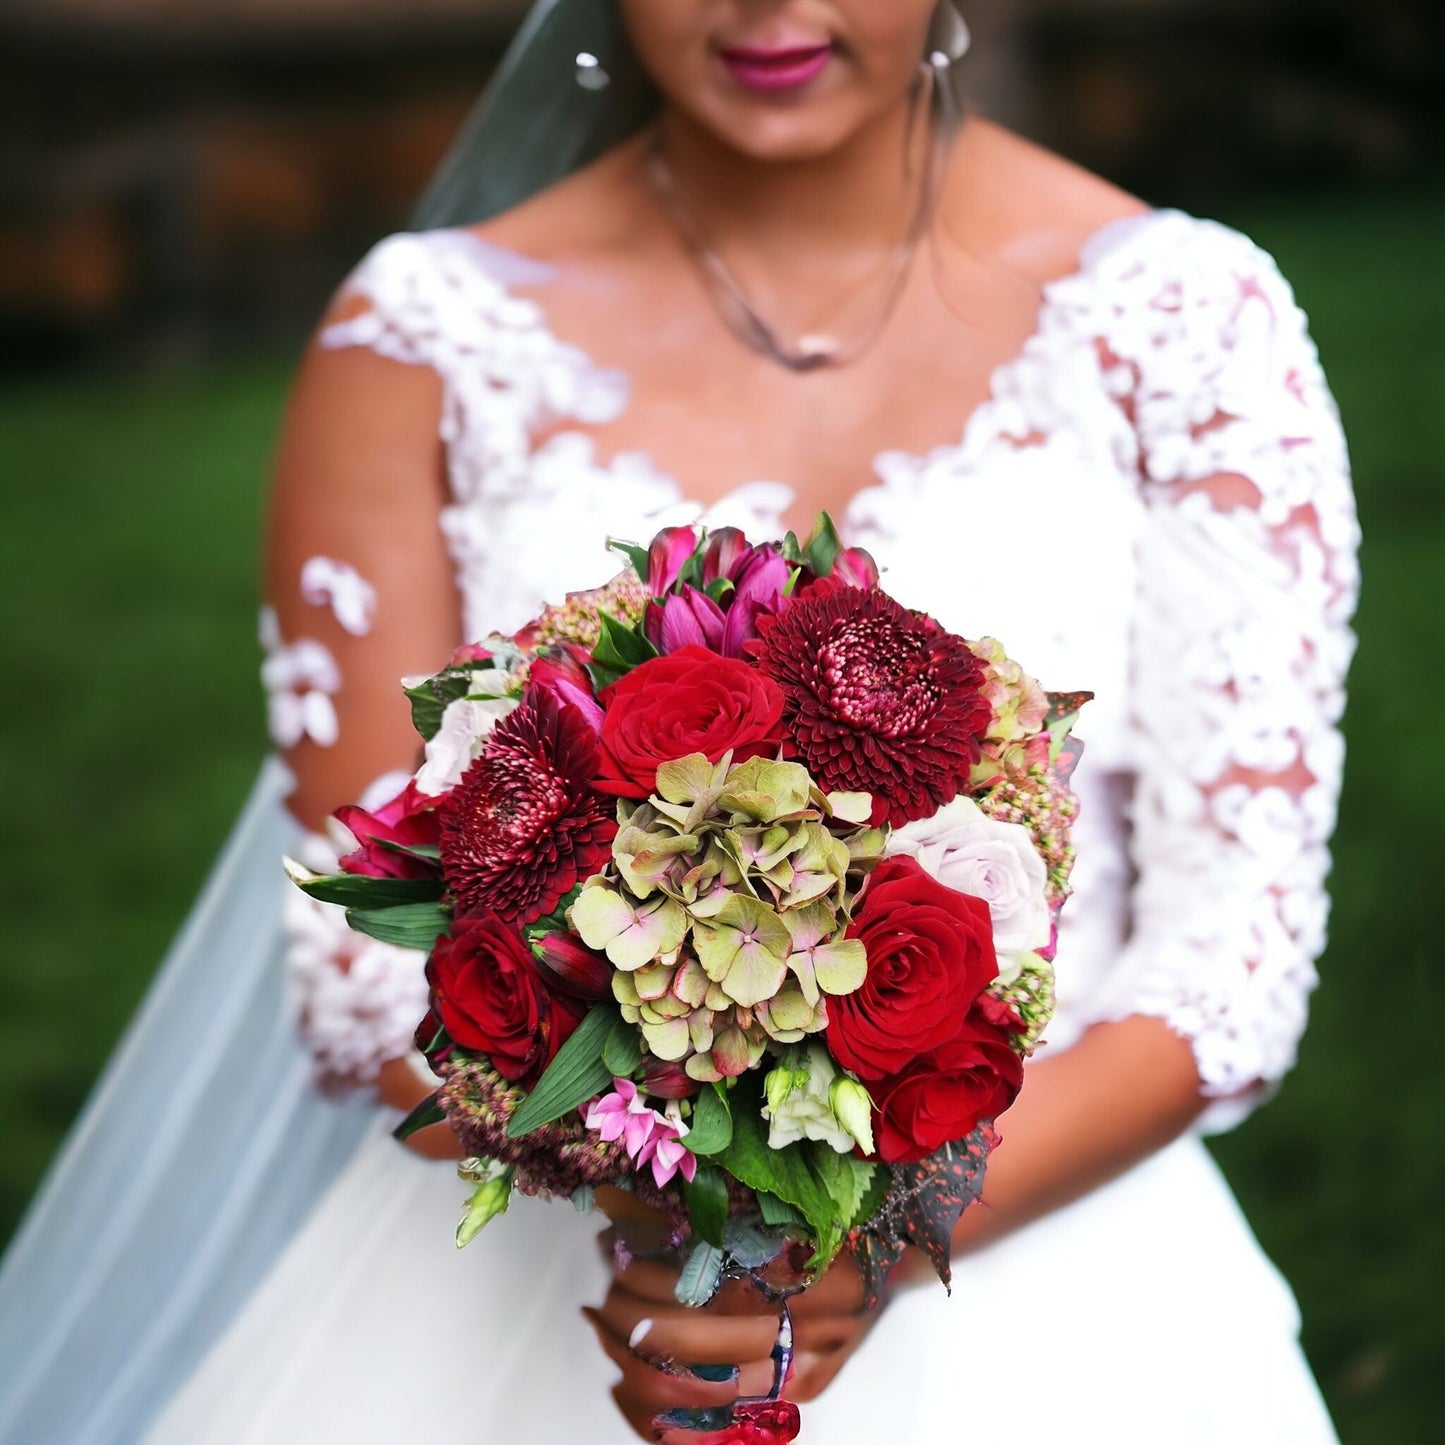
left=585, top=1233, right=883, bottom=1440
left=376, top=1057, right=460, bottom=1159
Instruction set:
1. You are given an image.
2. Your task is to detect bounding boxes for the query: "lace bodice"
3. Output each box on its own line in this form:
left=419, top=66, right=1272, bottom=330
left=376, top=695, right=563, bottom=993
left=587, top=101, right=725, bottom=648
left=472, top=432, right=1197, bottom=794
left=283, top=210, right=1357, bottom=1124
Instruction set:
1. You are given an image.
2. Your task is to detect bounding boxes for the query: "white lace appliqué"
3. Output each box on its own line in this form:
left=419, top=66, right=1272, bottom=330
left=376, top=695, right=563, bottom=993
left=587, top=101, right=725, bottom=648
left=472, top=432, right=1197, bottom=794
left=259, top=606, right=341, bottom=750
left=1059, top=215, right=1358, bottom=1107
left=300, top=556, right=377, bottom=638
left=317, top=213, right=1359, bottom=1123
left=285, top=775, right=430, bottom=1089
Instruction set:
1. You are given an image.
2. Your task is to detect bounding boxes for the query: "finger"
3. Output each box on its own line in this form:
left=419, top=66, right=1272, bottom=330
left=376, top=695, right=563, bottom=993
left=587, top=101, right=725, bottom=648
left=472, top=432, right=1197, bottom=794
left=611, top=1259, right=783, bottom=1319
left=792, top=1312, right=868, bottom=1354
left=610, top=1381, right=659, bottom=1442
left=788, top=1345, right=849, bottom=1405
left=787, top=1260, right=867, bottom=1318
left=593, top=1294, right=782, bottom=1366
left=586, top=1311, right=743, bottom=1411
left=587, top=1305, right=781, bottom=1397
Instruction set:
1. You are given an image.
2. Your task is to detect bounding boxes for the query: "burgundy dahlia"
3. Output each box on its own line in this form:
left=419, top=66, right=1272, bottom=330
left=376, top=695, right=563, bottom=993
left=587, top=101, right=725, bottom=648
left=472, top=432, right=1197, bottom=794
left=748, top=579, right=992, bottom=827
left=439, top=689, right=616, bottom=925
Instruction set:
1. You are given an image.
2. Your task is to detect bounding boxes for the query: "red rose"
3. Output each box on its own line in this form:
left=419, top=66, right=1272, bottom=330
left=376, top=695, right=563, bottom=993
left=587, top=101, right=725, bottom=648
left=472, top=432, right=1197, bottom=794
left=869, top=1013, right=1025, bottom=1164
left=427, top=914, right=583, bottom=1087
left=594, top=645, right=785, bottom=799
left=826, top=857, right=1000, bottom=1080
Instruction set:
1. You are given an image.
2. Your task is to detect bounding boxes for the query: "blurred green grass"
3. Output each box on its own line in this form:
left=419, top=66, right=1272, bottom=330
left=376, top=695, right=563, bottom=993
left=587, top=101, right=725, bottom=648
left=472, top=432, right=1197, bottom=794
left=0, top=189, right=1440, bottom=1441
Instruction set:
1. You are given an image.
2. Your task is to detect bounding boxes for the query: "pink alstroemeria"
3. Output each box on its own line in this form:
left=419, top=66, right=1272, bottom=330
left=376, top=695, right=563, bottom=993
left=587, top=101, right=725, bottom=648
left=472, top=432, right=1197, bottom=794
left=644, top=588, right=726, bottom=655
left=720, top=548, right=790, bottom=657
left=528, top=647, right=604, bottom=733
left=648, top=526, right=701, bottom=595
left=448, top=641, right=494, bottom=666
left=830, top=546, right=880, bottom=588
left=584, top=1079, right=698, bottom=1187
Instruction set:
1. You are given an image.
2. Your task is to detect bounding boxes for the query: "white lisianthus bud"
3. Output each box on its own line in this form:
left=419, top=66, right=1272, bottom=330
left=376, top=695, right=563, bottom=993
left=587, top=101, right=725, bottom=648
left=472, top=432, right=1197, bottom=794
left=829, top=1075, right=876, bottom=1157
left=764, top=1063, right=796, bottom=1115
left=762, top=1044, right=857, bottom=1155
left=455, top=1163, right=514, bottom=1248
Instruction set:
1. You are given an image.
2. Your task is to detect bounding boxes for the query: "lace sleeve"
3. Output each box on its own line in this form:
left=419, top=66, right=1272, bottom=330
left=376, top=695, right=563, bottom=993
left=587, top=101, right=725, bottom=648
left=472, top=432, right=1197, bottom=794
left=1096, top=216, right=1361, bottom=1123
left=262, top=237, right=467, bottom=1090
left=284, top=795, right=432, bottom=1091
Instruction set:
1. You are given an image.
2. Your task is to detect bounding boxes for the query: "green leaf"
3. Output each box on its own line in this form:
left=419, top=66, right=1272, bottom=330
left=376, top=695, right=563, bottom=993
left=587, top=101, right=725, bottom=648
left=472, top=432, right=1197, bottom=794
left=375, top=838, right=442, bottom=863
left=807, top=1219, right=845, bottom=1274
left=607, top=536, right=650, bottom=585
left=682, top=1082, right=733, bottom=1156
left=801, top=513, right=842, bottom=578
left=294, top=871, right=442, bottom=909
left=683, top=1164, right=729, bottom=1248
left=404, top=670, right=474, bottom=742
left=808, top=1143, right=875, bottom=1230
left=392, top=1090, right=446, bottom=1143
left=346, top=901, right=450, bottom=950
left=593, top=612, right=659, bottom=673
left=506, top=1004, right=617, bottom=1139
left=756, top=1191, right=806, bottom=1228
left=722, top=1216, right=785, bottom=1269
left=715, top=1077, right=834, bottom=1237
left=853, top=1161, right=892, bottom=1227
left=602, top=1016, right=644, bottom=1079
left=674, top=1239, right=726, bottom=1307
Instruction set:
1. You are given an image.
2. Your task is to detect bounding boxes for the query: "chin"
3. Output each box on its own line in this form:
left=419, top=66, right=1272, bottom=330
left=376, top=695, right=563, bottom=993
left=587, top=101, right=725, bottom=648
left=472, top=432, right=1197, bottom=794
left=694, top=99, right=866, bottom=164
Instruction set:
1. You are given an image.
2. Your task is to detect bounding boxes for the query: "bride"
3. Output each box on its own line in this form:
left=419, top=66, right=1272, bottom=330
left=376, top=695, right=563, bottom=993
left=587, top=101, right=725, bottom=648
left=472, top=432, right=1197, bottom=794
left=0, top=1, right=1358, bottom=1440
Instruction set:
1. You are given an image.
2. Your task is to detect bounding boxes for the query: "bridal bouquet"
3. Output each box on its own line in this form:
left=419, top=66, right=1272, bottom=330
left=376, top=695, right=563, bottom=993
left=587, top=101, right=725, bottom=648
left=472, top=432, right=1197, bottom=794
left=290, top=518, right=1086, bottom=1440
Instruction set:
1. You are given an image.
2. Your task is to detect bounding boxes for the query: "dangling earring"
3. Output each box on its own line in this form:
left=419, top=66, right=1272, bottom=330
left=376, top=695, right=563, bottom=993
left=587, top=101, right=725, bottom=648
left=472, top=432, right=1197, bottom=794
left=927, top=0, right=972, bottom=76
left=574, top=51, right=611, bottom=90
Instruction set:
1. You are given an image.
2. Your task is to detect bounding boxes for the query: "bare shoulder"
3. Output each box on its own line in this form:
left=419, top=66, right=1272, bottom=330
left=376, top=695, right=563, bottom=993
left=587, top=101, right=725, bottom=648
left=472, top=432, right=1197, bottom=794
left=945, top=117, right=1152, bottom=284
left=460, top=136, right=656, bottom=277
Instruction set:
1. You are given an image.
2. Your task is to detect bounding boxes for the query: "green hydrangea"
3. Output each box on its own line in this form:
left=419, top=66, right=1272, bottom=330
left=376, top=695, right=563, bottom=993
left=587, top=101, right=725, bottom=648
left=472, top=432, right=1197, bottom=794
left=569, top=752, right=884, bottom=1081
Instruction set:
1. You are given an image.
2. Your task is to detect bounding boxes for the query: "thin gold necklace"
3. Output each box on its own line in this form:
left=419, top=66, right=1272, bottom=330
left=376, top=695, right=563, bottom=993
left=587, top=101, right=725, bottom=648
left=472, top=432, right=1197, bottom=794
left=647, top=86, right=950, bottom=373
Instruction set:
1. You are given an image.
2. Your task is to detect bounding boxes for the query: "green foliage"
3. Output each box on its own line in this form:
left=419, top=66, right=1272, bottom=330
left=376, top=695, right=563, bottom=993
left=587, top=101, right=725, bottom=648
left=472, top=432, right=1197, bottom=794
left=345, top=901, right=450, bottom=950
left=586, top=611, right=659, bottom=689
left=392, top=1091, right=445, bottom=1143
left=682, top=1083, right=734, bottom=1157
left=606, top=536, right=650, bottom=585
left=293, top=871, right=442, bottom=909
left=506, top=1004, right=616, bottom=1138
left=683, top=1164, right=729, bottom=1248
left=601, top=1015, right=644, bottom=1079
left=404, top=670, right=474, bottom=742
left=675, top=1239, right=726, bottom=1307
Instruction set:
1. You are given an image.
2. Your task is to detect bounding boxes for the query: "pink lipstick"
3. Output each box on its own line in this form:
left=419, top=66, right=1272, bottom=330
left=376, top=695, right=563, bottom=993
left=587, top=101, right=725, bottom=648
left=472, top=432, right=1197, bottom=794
left=718, top=44, right=834, bottom=93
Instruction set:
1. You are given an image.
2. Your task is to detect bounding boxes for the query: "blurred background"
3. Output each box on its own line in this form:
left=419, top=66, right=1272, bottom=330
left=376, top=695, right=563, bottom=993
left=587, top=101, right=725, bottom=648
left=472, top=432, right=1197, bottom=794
left=0, top=0, right=1439, bottom=1439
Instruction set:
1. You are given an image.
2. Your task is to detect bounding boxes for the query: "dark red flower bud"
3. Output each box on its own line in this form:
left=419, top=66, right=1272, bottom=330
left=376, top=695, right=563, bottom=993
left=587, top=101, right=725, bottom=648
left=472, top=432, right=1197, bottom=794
left=530, top=931, right=614, bottom=1001
left=640, top=1056, right=700, bottom=1100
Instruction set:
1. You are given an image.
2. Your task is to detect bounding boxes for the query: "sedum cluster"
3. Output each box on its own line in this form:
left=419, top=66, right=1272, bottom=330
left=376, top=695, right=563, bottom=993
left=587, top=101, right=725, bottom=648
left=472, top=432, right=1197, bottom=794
left=519, top=572, right=650, bottom=650
left=977, top=760, right=1081, bottom=910
left=570, top=753, right=885, bottom=1082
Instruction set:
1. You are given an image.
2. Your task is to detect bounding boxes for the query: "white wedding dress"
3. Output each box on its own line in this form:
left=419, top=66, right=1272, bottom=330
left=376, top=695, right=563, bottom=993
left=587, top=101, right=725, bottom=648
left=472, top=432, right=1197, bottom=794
left=130, top=207, right=1355, bottom=1443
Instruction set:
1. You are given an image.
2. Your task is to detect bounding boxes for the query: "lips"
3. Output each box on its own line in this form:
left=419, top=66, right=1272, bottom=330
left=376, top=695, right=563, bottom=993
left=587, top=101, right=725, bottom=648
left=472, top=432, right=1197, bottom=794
left=718, top=44, right=834, bottom=93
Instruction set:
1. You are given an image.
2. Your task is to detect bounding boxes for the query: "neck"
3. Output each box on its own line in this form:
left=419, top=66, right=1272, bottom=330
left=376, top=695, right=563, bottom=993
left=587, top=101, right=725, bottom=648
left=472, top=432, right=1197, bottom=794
left=651, top=90, right=934, bottom=276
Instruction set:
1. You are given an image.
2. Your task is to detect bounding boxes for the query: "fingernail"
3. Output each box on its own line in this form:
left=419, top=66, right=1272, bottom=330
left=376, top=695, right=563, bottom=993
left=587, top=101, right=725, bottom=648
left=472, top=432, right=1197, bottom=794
left=628, top=1317, right=653, bottom=1350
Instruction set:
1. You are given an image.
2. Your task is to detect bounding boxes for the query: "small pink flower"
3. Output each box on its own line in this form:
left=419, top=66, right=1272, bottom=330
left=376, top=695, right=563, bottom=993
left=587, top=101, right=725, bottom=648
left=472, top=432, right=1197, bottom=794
left=584, top=1079, right=698, bottom=1187
left=639, top=1132, right=698, bottom=1188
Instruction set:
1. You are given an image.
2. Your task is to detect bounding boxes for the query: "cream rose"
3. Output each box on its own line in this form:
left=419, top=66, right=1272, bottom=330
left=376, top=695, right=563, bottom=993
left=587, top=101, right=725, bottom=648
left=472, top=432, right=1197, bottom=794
left=887, top=796, right=1051, bottom=982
